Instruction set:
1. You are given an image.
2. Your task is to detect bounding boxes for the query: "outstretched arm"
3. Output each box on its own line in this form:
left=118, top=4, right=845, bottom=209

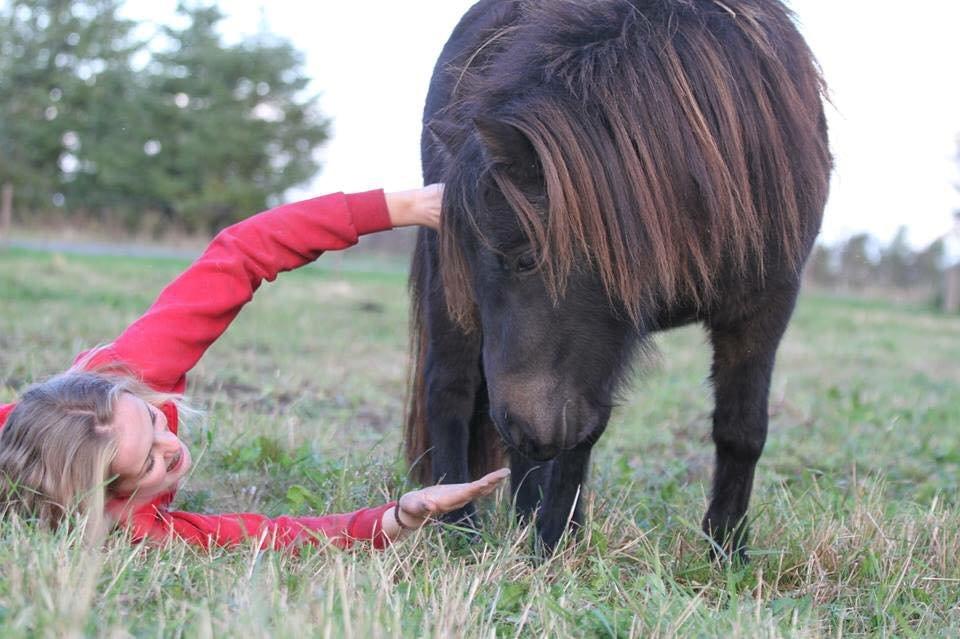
left=78, top=186, right=442, bottom=394
left=125, top=502, right=398, bottom=550
left=124, top=467, right=509, bottom=551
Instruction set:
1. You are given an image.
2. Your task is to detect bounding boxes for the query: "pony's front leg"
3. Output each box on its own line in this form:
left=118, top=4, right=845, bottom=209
left=509, top=453, right=548, bottom=525
left=536, top=446, right=591, bottom=552
left=423, top=292, right=485, bottom=525
left=704, top=287, right=799, bottom=561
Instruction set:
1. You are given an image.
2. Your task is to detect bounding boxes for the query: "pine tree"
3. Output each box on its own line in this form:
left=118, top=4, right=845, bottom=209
left=838, top=234, right=875, bottom=290
left=806, top=244, right=837, bottom=287
left=877, top=226, right=914, bottom=288
left=0, top=1, right=330, bottom=232
left=0, top=0, right=141, bottom=220
left=143, top=4, right=330, bottom=231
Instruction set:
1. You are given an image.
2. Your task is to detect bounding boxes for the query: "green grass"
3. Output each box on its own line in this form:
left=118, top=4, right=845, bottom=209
left=1, top=245, right=959, bottom=637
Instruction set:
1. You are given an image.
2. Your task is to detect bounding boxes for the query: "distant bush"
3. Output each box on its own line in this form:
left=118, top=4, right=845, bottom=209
left=805, top=227, right=949, bottom=307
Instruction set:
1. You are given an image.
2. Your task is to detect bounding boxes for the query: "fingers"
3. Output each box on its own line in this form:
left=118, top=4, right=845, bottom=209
left=479, top=468, right=511, bottom=484
left=446, top=468, right=510, bottom=505
left=402, top=468, right=511, bottom=521
left=472, top=468, right=510, bottom=493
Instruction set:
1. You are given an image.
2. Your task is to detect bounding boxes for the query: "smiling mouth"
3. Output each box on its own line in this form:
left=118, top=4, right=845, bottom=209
left=166, top=448, right=183, bottom=473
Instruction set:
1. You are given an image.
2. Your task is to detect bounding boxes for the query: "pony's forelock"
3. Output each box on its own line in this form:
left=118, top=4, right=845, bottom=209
left=435, top=0, right=831, bottom=328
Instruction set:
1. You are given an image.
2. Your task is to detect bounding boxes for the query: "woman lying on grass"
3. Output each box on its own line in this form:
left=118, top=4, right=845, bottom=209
left=0, top=185, right=509, bottom=549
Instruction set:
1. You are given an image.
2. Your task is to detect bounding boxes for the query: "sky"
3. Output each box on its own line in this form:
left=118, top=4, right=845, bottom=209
left=124, top=0, right=960, bottom=248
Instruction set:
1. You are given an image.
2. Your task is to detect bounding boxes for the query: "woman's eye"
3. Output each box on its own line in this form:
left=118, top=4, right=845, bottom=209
left=515, top=252, right=537, bottom=273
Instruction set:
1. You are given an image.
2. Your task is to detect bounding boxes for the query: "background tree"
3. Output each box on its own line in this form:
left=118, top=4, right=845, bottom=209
left=877, top=226, right=914, bottom=288
left=838, top=233, right=876, bottom=290
left=0, top=0, right=139, bottom=221
left=0, top=1, right=329, bottom=233
left=805, top=244, right=837, bottom=287
left=915, top=238, right=945, bottom=283
left=143, top=4, right=329, bottom=231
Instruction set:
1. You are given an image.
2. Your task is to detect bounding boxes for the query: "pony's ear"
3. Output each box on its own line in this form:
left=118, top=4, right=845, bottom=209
left=473, top=116, right=540, bottom=180
left=426, top=119, right=465, bottom=160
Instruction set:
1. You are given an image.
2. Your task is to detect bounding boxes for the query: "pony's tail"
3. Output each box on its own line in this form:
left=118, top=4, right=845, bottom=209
left=404, top=231, right=434, bottom=486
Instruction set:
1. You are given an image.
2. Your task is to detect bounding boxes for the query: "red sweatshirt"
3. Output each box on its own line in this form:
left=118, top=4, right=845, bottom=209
left=0, top=190, right=397, bottom=550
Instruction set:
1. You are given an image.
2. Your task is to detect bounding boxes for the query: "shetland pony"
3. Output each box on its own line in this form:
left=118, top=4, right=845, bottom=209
left=406, top=0, right=831, bottom=554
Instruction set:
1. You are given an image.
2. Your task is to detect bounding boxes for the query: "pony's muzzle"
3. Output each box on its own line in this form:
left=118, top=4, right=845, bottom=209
left=494, top=400, right=603, bottom=461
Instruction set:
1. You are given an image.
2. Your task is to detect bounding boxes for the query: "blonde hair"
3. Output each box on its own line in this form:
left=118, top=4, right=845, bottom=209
left=0, top=357, right=187, bottom=542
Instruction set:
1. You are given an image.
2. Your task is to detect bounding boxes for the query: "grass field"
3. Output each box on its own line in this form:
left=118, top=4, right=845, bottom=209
left=1, top=245, right=959, bottom=637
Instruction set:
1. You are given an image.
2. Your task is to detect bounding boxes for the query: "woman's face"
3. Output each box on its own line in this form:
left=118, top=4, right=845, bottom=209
left=109, top=393, right=192, bottom=501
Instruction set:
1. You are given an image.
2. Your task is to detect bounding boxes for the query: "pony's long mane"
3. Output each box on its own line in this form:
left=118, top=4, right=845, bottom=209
left=436, top=0, right=831, bottom=326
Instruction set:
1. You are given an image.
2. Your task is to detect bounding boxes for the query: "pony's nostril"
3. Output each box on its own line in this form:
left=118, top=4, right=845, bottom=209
left=505, top=412, right=526, bottom=444
left=528, top=443, right=560, bottom=461
left=490, top=408, right=521, bottom=451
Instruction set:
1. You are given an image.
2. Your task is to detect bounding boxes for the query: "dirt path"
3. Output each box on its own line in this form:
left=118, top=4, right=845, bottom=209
left=3, top=238, right=200, bottom=260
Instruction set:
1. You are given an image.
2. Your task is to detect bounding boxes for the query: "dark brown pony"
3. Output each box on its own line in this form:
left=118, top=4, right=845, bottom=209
left=405, top=0, right=831, bottom=555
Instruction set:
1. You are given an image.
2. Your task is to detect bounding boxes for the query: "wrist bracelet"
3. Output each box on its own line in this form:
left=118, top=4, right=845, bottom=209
left=393, top=503, right=414, bottom=530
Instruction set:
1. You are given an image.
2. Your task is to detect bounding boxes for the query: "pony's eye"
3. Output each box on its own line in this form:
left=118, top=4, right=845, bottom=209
left=514, top=252, right=537, bottom=273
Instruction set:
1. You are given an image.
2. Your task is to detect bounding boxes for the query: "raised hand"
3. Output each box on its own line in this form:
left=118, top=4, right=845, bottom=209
left=384, top=183, right=443, bottom=230
left=396, top=468, right=510, bottom=529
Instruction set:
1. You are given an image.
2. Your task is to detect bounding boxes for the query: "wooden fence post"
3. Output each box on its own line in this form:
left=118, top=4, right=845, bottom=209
left=945, top=264, right=960, bottom=314
left=0, top=182, right=12, bottom=242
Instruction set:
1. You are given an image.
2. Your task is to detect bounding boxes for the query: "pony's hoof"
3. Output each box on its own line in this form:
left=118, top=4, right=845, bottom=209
left=708, top=542, right=750, bottom=565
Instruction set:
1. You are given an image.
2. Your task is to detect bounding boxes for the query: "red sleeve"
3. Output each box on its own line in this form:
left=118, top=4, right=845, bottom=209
left=92, top=190, right=392, bottom=392
left=126, top=501, right=396, bottom=551
left=0, top=404, right=13, bottom=430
